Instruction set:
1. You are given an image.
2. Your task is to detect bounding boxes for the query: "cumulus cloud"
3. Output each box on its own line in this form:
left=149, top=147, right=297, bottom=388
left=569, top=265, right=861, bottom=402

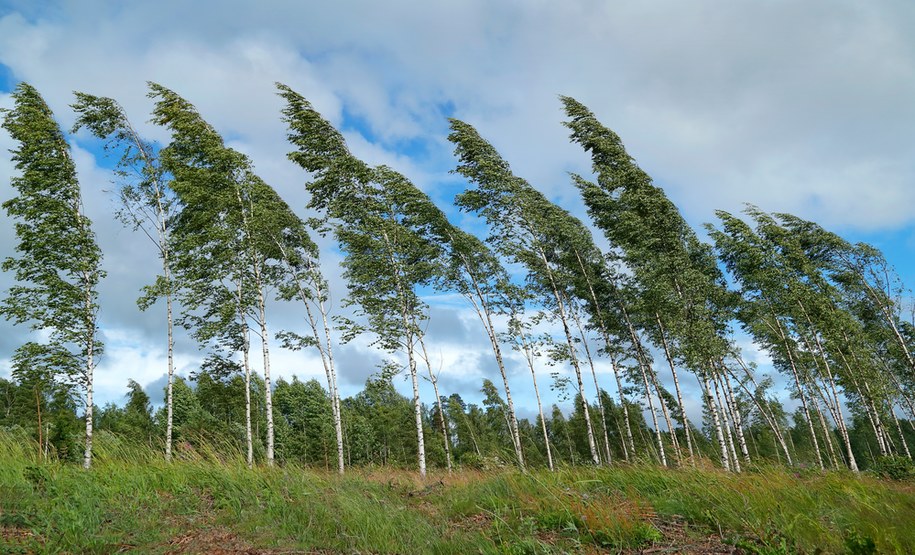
left=0, top=0, right=913, bottom=413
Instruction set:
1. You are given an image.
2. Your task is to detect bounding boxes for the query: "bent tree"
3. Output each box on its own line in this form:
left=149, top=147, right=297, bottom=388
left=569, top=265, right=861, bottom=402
left=280, top=84, right=442, bottom=477
left=1, top=83, right=105, bottom=469
left=150, top=83, right=286, bottom=467
left=448, top=119, right=602, bottom=465
left=71, top=92, right=180, bottom=462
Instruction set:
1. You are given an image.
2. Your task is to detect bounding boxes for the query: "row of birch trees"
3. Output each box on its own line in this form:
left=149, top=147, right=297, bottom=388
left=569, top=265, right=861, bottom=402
left=1, top=81, right=914, bottom=473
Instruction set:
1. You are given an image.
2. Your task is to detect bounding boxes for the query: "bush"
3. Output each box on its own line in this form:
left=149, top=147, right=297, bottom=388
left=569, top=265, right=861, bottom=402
left=869, top=455, right=915, bottom=481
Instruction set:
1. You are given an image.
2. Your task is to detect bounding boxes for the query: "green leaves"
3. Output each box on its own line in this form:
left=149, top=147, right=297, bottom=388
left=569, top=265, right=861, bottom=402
left=0, top=83, right=104, bottom=383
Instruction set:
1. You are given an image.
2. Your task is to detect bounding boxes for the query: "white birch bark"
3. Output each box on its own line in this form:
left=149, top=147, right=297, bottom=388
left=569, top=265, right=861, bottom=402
left=572, top=249, right=635, bottom=460
left=256, top=282, right=275, bottom=466
left=534, top=246, right=599, bottom=464
left=713, top=375, right=740, bottom=472
left=571, top=308, right=612, bottom=464
left=518, top=330, right=553, bottom=471
left=769, top=313, right=824, bottom=468
left=656, top=314, right=694, bottom=459
left=721, top=370, right=751, bottom=465
left=704, top=374, right=730, bottom=471
left=417, top=334, right=453, bottom=473
left=456, top=250, right=524, bottom=468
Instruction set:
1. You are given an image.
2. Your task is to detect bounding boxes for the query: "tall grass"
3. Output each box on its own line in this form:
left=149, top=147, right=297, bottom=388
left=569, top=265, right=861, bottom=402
left=1, top=431, right=913, bottom=553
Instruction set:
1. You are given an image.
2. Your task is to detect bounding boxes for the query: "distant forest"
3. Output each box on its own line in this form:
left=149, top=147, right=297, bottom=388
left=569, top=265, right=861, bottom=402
left=1, top=81, right=914, bottom=476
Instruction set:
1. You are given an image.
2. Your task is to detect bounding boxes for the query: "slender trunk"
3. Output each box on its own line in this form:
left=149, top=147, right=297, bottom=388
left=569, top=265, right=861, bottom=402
left=891, top=406, right=912, bottom=459
left=649, top=369, right=681, bottom=466
left=725, top=358, right=792, bottom=464
left=165, top=284, right=175, bottom=463
left=519, top=330, right=553, bottom=471
left=713, top=374, right=740, bottom=472
left=812, top=395, right=840, bottom=469
left=656, top=314, right=694, bottom=459
left=378, top=226, right=426, bottom=477
left=621, top=306, right=666, bottom=464
left=82, top=268, right=96, bottom=470
left=237, top=285, right=253, bottom=469
left=703, top=374, right=730, bottom=471
left=255, top=278, right=275, bottom=466
left=572, top=249, right=634, bottom=460
left=855, top=265, right=915, bottom=381
left=720, top=369, right=751, bottom=466
left=770, top=313, right=824, bottom=469
left=417, top=334, right=452, bottom=473
left=797, top=303, right=858, bottom=471
left=535, top=246, right=599, bottom=464
left=639, top=361, right=668, bottom=467
left=458, top=253, right=524, bottom=469
left=35, top=387, right=42, bottom=462
left=277, top=245, right=345, bottom=474
left=408, top=344, right=426, bottom=476
left=571, top=308, right=612, bottom=464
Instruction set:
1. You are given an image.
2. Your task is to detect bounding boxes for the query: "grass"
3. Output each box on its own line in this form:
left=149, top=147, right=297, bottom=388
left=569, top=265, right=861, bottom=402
left=1, top=431, right=913, bottom=554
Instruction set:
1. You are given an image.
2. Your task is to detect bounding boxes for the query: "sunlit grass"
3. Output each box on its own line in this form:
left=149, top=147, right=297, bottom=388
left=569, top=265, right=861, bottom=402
left=0, top=431, right=912, bottom=553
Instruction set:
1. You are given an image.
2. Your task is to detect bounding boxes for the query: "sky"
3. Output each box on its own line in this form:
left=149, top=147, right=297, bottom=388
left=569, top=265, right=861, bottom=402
left=0, top=0, right=914, bottom=424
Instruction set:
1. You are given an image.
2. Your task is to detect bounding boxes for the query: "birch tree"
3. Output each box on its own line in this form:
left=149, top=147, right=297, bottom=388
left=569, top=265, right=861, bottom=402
left=280, top=84, right=442, bottom=476
left=0, top=83, right=105, bottom=469
left=71, top=92, right=180, bottom=461
left=563, top=96, right=736, bottom=469
left=448, top=119, right=602, bottom=465
left=150, top=83, right=287, bottom=467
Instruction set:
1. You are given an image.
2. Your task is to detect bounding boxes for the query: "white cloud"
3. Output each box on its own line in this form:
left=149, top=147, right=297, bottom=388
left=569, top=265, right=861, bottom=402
left=0, top=0, right=914, bottom=414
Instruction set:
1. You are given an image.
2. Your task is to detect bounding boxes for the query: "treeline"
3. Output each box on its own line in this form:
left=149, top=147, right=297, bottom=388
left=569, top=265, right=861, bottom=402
left=1, top=82, right=914, bottom=475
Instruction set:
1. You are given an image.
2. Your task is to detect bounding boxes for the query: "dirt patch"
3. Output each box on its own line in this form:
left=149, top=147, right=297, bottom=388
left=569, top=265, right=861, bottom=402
left=0, top=524, right=42, bottom=550
left=163, top=526, right=342, bottom=555
left=630, top=516, right=740, bottom=554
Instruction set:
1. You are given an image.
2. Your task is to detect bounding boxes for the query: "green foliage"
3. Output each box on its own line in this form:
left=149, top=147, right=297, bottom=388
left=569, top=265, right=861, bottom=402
left=869, top=455, right=915, bottom=481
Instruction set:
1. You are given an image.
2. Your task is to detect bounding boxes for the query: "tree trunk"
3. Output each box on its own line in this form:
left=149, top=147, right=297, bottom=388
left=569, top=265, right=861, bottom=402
left=656, top=314, right=694, bottom=459
left=417, top=334, right=452, bottom=473
left=639, top=362, right=668, bottom=467
left=713, top=375, right=740, bottom=472
left=255, top=280, right=275, bottom=466
left=703, top=374, right=730, bottom=471
left=519, top=329, right=554, bottom=471
left=572, top=308, right=612, bottom=465
left=770, top=313, right=823, bottom=469
left=571, top=249, right=635, bottom=460
left=726, top=358, right=793, bottom=464
left=535, top=246, right=599, bottom=464
left=458, top=253, right=525, bottom=469
left=720, top=369, right=751, bottom=466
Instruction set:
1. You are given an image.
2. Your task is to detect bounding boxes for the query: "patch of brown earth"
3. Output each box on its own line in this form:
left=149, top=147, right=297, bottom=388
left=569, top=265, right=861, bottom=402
left=628, top=516, right=741, bottom=555
left=165, top=526, right=337, bottom=555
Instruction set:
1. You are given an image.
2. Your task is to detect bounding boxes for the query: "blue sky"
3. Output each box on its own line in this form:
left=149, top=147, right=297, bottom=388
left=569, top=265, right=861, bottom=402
left=0, top=0, right=914, bottom=424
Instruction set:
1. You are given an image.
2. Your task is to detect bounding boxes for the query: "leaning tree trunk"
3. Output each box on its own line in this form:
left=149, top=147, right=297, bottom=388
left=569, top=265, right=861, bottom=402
left=769, top=313, right=824, bottom=469
left=572, top=250, right=635, bottom=460
left=656, top=314, right=695, bottom=459
left=535, top=246, right=599, bottom=464
left=572, top=309, right=612, bottom=464
left=713, top=375, right=740, bottom=472
left=519, top=330, right=554, bottom=471
left=417, top=333, right=453, bottom=473
left=703, top=373, right=731, bottom=471
left=459, top=255, right=525, bottom=469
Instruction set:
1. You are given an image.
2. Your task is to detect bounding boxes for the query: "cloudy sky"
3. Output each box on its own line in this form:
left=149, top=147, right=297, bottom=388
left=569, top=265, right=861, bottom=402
left=0, top=0, right=914, bottom=422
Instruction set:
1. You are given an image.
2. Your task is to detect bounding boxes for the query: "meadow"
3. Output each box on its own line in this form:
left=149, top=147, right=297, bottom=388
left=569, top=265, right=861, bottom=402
left=1, top=431, right=913, bottom=554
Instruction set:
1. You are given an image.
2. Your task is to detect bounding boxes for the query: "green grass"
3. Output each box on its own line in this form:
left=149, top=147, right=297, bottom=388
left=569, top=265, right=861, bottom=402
left=1, top=431, right=913, bottom=554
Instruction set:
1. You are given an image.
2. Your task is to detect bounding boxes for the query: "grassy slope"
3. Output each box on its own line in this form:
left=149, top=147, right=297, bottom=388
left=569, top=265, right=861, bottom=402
left=1, top=432, right=913, bottom=554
